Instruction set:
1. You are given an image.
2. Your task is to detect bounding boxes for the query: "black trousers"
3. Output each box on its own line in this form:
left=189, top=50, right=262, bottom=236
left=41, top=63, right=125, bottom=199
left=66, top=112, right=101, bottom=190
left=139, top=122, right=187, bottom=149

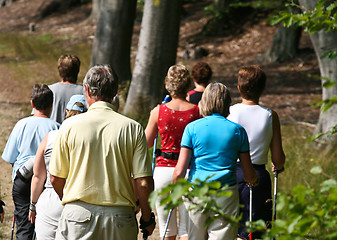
left=237, top=164, right=272, bottom=240
left=12, top=175, right=35, bottom=240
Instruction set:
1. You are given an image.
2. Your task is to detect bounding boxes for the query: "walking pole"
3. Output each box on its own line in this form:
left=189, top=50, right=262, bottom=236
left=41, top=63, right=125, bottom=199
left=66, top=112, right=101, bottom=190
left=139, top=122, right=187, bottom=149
left=152, top=95, right=170, bottom=172
left=273, top=169, right=279, bottom=221
left=161, top=209, right=173, bottom=240
left=249, top=185, right=253, bottom=240
left=10, top=215, right=15, bottom=240
left=144, top=95, right=170, bottom=240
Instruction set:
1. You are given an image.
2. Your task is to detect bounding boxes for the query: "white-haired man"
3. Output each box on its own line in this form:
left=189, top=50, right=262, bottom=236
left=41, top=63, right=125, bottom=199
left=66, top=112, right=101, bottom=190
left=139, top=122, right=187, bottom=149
left=49, top=65, right=155, bottom=239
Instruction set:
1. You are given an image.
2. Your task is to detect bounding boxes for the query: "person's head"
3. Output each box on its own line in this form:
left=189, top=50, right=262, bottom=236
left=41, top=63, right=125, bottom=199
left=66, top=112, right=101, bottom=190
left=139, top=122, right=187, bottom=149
left=57, top=54, right=81, bottom=83
left=165, top=64, right=191, bottom=99
left=83, top=65, right=118, bottom=104
left=65, top=94, right=87, bottom=119
left=237, top=65, right=266, bottom=102
left=191, top=62, right=212, bottom=87
left=199, top=82, right=231, bottom=117
left=31, top=84, right=53, bottom=111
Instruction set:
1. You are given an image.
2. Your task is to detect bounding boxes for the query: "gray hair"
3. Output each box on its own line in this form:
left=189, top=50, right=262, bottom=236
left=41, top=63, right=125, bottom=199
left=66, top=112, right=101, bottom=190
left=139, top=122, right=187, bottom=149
left=83, top=65, right=118, bottom=103
left=199, top=82, right=231, bottom=117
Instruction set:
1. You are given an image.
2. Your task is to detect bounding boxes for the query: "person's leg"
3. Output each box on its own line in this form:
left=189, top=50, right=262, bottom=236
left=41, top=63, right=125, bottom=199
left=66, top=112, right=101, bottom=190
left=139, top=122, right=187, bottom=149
left=184, top=200, right=208, bottom=240
left=178, top=169, right=189, bottom=240
left=251, top=168, right=272, bottom=239
left=208, top=185, right=239, bottom=240
left=12, top=176, right=34, bottom=240
left=237, top=166, right=250, bottom=240
left=154, top=167, right=178, bottom=239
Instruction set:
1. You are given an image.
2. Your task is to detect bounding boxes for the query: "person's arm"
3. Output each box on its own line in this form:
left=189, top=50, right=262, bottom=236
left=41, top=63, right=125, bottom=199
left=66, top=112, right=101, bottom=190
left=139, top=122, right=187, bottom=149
left=29, top=134, right=48, bottom=223
left=144, top=106, right=159, bottom=148
left=135, top=176, right=155, bottom=235
left=50, top=175, right=66, bottom=200
left=239, top=152, right=258, bottom=185
left=172, top=147, right=192, bottom=184
left=0, top=200, right=5, bottom=223
left=270, top=110, right=286, bottom=171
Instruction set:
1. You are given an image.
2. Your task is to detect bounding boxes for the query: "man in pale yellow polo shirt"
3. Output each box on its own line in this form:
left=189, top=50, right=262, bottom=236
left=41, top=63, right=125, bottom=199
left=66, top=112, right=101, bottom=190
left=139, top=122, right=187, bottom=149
left=49, top=65, right=156, bottom=239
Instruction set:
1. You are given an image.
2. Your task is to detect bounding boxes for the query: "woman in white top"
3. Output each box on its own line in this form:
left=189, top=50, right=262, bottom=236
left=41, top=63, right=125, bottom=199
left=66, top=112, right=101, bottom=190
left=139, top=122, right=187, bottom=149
left=228, top=65, right=285, bottom=240
left=28, top=95, right=87, bottom=239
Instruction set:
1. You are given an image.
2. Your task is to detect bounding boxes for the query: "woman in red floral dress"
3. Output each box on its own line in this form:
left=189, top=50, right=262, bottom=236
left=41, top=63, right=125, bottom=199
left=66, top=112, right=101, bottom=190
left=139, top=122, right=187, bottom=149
left=145, top=65, right=200, bottom=240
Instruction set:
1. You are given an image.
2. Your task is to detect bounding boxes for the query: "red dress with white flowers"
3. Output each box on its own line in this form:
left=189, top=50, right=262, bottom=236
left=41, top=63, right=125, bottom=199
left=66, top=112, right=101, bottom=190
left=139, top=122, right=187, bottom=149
left=156, top=104, right=200, bottom=167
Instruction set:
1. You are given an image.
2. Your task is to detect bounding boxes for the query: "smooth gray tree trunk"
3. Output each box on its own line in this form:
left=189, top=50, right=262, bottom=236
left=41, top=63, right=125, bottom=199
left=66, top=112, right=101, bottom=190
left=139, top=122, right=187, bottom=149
left=123, top=0, right=181, bottom=116
left=260, top=23, right=302, bottom=63
left=299, top=0, right=337, bottom=141
left=89, top=0, right=102, bottom=21
left=91, top=0, right=137, bottom=84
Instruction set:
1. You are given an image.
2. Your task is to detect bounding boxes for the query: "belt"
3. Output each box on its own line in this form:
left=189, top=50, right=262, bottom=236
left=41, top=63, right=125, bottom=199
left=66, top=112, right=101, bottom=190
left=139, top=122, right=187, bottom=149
left=237, top=163, right=266, bottom=169
left=155, top=149, right=179, bottom=160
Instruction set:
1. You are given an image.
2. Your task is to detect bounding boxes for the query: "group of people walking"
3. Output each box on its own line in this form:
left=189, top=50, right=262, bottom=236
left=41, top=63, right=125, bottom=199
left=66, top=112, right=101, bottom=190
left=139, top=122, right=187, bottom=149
left=1, top=54, right=285, bottom=240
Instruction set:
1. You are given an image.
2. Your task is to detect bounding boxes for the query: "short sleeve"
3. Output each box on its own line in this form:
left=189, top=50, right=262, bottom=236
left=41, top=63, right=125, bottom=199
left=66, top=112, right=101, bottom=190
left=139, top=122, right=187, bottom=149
left=49, top=128, right=70, bottom=179
left=239, top=126, right=249, bottom=153
left=132, top=124, right=152, bottom=179
left=2, top=123, right=20, bottom=164
left=181, top=123, right=193, bottom=149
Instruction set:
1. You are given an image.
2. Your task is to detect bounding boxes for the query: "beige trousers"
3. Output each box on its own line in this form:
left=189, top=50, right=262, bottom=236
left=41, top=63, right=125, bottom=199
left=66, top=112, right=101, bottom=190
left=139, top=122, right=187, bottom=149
left=184, top=184, right=239, bottom=240
left=55, top=201, right=138, bottom=240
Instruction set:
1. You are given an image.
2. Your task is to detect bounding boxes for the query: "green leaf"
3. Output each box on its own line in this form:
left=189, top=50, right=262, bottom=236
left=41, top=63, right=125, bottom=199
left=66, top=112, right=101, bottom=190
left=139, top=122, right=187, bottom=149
left=310, top=166, right=322, bottom=174
left=320, top=179, right=337, bottom=192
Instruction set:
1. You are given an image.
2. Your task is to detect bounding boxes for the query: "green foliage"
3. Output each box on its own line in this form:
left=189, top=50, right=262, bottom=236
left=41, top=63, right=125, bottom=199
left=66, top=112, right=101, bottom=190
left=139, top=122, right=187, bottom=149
left=272, top=0, right=337, bottom=33
left=151, top=167, right=337, bottom=239
left=149, top=177, right=240, bottom=227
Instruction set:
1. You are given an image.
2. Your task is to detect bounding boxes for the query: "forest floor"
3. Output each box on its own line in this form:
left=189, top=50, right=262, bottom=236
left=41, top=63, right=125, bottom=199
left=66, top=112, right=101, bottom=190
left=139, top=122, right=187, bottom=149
left=0, top=0, right=321, bottom=239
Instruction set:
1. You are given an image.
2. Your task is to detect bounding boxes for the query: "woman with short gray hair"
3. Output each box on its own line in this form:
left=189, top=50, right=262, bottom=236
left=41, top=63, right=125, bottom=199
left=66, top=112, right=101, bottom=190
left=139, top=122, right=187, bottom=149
left=173, top=82, right=258, bottom=240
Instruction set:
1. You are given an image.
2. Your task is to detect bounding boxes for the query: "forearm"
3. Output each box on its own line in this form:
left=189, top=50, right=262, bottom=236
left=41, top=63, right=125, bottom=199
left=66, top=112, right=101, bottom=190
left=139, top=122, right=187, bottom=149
left=135, top=176, right=154, bottom=221
left=50, top=174, right=66, bottom=200
left=239, top=152, right=258, bottom=185
left=172, top=147, right=191, bottom=183
left=30, top=175, right=45, bottom=203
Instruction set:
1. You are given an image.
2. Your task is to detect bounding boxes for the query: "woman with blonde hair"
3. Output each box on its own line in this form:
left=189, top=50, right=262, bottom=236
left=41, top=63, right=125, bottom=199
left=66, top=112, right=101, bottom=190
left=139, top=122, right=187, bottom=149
left=28, top=95, right=87, bottom=239
left=145, top=65, right=200, bottom=240
left=173, top=82, right=258, bottom=240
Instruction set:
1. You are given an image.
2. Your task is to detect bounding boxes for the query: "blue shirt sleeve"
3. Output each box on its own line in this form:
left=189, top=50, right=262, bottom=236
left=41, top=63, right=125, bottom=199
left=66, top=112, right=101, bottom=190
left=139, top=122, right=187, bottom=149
left=2, top=122, right=20, bottom=164
left=181, top=123, right=193, bottom=149
left=239, top=126, right=249, bottom=153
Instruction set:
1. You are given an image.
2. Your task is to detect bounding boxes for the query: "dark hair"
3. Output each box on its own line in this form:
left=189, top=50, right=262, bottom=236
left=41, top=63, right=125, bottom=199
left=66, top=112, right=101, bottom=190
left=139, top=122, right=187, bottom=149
left=238, top=65, right=266, bottom=102
left=31, top=84, right=53, bottom=110
left=191, top=62, right=212, bottom=86
left=83, top=65, right=118, bottom=103
left=58, top=54, right=81, bottom=83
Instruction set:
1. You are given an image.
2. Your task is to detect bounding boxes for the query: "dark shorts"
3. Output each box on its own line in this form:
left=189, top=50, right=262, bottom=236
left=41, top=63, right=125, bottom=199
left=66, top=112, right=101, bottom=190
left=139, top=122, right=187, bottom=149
left=237, top=163, right=272, bottom=240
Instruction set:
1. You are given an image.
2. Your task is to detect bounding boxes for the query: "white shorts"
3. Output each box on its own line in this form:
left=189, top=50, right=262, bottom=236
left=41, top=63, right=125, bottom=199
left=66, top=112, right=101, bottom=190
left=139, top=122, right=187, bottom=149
left=153, top=167, right=189, bottom=238
left=35, top=188, right=63, bottom=240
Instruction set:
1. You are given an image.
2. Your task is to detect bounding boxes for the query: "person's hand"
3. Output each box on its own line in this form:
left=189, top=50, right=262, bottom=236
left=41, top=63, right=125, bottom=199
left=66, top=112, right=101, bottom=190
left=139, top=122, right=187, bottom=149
left=28, top=210, right=36, bottom=224
left=272, top=165, right=285, bottom=174
left=140, top=212, right=156, bottom=237
left=28, top=202, right=36, bottom=224
left=0, top=200, right=5, bottom=223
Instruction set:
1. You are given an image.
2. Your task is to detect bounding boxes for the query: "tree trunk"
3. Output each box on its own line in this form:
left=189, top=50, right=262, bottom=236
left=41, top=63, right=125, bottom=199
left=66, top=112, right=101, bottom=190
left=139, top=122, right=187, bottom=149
left=299, top=0, right=337, bottom=141
left=91, top=0, right=137, bottom=84
left=89, top=0, right=103, bottom=21
left=259, top=23, right=302, bottom=63
left=123, top=0, right=181, bottom=116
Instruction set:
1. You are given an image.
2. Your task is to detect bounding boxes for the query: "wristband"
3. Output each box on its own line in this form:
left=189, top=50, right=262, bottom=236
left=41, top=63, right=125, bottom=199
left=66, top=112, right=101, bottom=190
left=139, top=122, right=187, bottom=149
left=140, top=212, right=156, bottom=229
left=29, top=203, right=36, bottom=212
left=0, top=200, right=5, bottom=214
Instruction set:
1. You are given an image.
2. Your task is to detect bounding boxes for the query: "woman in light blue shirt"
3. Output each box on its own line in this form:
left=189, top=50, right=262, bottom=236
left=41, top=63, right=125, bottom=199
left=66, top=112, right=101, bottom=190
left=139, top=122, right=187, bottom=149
left=173, top=82, right=258, bottom=240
